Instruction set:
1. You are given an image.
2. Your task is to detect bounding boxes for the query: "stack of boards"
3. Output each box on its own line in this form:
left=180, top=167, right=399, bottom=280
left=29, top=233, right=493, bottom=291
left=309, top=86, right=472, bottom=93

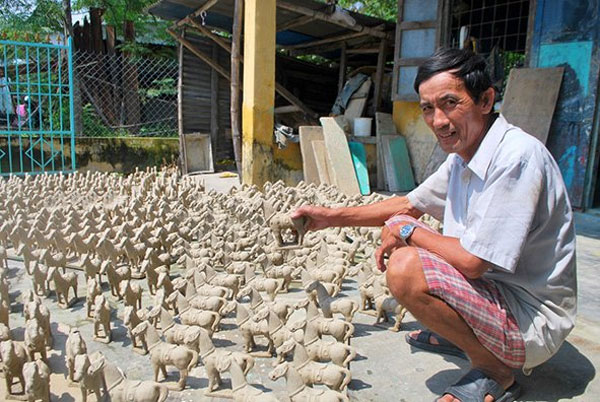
left=300, top=114, right=415, bottom=196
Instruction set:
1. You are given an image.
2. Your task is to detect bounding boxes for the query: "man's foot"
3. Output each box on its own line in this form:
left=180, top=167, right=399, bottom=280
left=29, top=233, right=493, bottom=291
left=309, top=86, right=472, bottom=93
left=405, top=330, right=467, bottom=359
left=437, top=368, right=519, bottom=402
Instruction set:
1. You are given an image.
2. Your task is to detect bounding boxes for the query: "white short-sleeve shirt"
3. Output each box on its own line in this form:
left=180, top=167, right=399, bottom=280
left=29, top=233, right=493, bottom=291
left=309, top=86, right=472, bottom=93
left=407, top=114, right=577, bottom=370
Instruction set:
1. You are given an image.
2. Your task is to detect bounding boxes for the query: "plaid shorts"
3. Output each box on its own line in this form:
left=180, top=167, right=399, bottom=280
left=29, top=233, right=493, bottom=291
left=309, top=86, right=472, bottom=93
left=386, top=215, right=526, bottom=368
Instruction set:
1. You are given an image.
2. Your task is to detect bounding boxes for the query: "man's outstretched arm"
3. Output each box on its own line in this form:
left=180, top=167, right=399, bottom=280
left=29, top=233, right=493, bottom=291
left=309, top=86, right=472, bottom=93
left=291, top=195, right=423, bottom=231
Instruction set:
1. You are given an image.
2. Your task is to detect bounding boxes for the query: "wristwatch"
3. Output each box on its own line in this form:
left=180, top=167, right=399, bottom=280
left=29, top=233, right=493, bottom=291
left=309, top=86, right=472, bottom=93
left=399, top=224, right=417, bottom=242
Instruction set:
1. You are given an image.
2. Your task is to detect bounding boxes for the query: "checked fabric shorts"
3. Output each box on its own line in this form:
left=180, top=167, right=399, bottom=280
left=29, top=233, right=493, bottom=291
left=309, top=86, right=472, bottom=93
left=386, top=215, right=526, bottom=368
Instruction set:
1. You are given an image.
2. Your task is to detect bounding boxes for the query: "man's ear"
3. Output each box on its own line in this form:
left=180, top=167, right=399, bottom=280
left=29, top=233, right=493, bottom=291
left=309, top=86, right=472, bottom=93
left=479, top=87, right=495, bottom=113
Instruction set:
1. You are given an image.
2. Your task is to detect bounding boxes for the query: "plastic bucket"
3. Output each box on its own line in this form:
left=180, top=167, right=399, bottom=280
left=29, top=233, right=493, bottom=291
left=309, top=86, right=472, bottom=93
left=353, top=117, right=372, bottom=137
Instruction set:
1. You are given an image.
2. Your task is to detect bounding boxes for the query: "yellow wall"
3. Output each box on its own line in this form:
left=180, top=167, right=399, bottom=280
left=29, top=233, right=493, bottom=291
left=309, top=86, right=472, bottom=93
left=393, top=101, right=437, bottom=183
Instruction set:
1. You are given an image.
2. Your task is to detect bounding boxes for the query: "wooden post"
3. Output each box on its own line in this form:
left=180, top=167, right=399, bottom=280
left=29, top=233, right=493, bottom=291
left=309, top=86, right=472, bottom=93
left=62, top=0, right=73, bottom=42
left=90, top=8, right=104, bottom=53
left=242, top=0, right=276, bottom=186
left=231, top=0, right=243, bottom=175
left=373, top=39, right=387, bottom=112
left=210, top=42, right=219, bottom=161
left=338, top=42, right=347, bottom=94
left=177, top=40, right=187, bottom=174
left=123, top=20, right=140, bottom=134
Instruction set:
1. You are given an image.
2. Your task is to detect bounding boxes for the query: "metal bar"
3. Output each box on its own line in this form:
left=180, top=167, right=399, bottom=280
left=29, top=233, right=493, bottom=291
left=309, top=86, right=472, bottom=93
left=26, top=46, right=34, bottom=172
left=0, top=40, right=69, bottom=50
left=0, top=130, right=72, bottom=135
left=68, top=37, right=76, bottom=172
left=36, top=48, right=43, bottom=134
left=15, top=45, right=23, bottom=172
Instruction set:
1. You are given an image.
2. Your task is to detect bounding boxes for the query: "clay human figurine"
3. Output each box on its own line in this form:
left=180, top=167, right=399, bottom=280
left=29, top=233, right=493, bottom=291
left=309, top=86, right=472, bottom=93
left=86, top=277, right=102, bottom=319
left=215, top=359, right=278, bottom=402
left=102, top=361, right=169, bottom=402
left=24, top=317, right=48, bottom=363
left=267, top=212, right=307, bottom=248
left=23, top=359, right=51, bottom=402
left=73, top=352, right=107, bottom=402
left=93, top=295, right=112, bottom=343
left=130, top=321, right=198, bottom=391
left=65, top=328, right=88, bottom=383
left=305, top=281, right=359, bottom=322
left=196, top=328, right=254, bottom=394
left=0, top=339, right=28, bottom=399
left=269, top=361, right=349, bottom=402
left=46, top=266, right=78, bottom=308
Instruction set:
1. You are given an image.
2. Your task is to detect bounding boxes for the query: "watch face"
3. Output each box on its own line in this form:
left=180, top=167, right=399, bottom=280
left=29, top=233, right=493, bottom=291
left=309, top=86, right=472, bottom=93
left=400, top=225, right=413, bottom=238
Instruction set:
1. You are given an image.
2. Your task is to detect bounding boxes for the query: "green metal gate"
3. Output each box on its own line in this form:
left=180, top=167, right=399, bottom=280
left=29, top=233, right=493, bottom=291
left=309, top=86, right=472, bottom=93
left=0, top=38, right=76, bottom=175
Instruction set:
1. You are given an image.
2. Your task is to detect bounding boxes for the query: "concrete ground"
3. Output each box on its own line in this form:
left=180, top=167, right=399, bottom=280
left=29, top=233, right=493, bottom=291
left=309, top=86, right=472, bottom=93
left=1, top=173, right=598, bottom=401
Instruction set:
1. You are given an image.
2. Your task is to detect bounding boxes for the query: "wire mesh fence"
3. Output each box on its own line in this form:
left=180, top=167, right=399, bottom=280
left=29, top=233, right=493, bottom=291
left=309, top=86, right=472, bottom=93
left=73, top=50, right=178, bottom=137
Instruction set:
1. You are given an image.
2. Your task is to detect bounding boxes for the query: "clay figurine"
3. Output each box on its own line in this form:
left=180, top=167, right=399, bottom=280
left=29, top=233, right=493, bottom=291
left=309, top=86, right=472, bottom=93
left=23, top=296, right=53, bottom=349
left=268, top=212, right=307, bottom=248
left=122, top=306, right=150, bottom=354
left=235, top=303, right=273, bottom=355
left=73, top=352, right=107, bottom=402
left=175, top=294, right=221, bottom=336
left=23, top=359, right=51, bottom=402
left=93, top=295, right=112, bottom=343
left=86, top=278, right=102, bottom=318
left=243, top=266, right=283, bottom=302
left=46, top=266, right=78, bottom=308
left=197, top=327, right=254, bottom=394
left=157, top=307, right=202, bottom=352
left=130, top=321, right=199, bottom=390
left=24, top=317, right=48, bottom=363
left=269, top=361, right=349, bottom=402
left=373, top=281, right=407, bottom=332
left=102, top=360, right=169, bottom=402
left=241, top=287, right=293, bottom=324
left=0, top=339, right=28, bottom=399
left=104, top=261, right=131, bottom=299
left=291, top=301, right=354, bottom=343
left=286, top=341, right=351, bottom=392
left=215, top=359, right=278, bottom=402
left=305, top=281, right=359, bottom=322
left=27, top=262, right=49, bottom=297
left=119, top=280, right=143, bottom=310
left=65, top=328, right=88, bottom=383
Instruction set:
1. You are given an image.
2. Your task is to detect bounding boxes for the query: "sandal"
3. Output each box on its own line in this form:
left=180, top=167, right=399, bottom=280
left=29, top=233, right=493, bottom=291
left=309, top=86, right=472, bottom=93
left=439, top=368, right=521, bottom=402
left=405, top=330, right=467, bottom=359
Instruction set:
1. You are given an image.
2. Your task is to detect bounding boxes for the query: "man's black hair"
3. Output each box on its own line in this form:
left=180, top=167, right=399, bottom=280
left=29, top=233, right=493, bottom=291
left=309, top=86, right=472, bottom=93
left=413, top=48, right=493, bottom=103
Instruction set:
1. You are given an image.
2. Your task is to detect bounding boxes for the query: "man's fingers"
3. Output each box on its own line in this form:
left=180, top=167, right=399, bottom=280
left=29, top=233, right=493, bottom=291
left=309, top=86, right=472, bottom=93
left=375, top=241, right=394, bottom=273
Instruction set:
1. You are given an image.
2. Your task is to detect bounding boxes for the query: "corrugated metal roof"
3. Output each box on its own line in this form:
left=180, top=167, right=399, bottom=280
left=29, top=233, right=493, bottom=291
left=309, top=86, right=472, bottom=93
left=147, top=0, right=395, bottom=47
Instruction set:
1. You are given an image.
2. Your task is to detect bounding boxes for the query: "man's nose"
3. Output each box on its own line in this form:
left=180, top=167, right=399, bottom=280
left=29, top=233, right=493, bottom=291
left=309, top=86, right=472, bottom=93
left=432, top=107, right=450, bottom=130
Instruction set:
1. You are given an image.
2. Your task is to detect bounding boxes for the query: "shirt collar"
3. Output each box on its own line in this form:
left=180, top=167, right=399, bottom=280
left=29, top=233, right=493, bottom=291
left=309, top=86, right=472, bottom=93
left=465, top=113, right=508, bottom=180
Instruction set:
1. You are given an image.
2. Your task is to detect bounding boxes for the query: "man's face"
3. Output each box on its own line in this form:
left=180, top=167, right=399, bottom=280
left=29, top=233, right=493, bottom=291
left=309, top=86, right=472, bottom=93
left=418, top=72, right=493, bottom=162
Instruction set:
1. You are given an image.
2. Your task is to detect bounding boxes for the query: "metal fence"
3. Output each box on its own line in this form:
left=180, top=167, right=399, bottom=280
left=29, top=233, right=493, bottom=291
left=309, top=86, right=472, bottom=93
left=73, top=51, right=178, bottom=137
left=0, top=38, right=76, bottom=175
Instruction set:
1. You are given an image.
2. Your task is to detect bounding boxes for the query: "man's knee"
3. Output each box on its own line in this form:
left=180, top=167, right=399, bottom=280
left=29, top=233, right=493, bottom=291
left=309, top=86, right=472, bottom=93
left=385, top=247, right=427, bottom=302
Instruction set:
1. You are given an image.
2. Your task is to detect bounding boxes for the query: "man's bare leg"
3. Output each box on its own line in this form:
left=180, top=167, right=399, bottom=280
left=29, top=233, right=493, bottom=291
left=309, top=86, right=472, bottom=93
left=386, top=247, right=515, bottom=402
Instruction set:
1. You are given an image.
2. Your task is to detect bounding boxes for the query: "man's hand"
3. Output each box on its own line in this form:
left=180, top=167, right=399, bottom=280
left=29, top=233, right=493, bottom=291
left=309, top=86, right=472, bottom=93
left=375, top=225, right=407, bottom=272
left=290, top=205, right=334, bottom=231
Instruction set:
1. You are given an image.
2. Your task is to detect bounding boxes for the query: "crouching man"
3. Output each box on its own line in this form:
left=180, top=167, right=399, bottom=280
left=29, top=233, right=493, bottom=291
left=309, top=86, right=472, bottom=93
left=292, top=48, right=576, bottom=402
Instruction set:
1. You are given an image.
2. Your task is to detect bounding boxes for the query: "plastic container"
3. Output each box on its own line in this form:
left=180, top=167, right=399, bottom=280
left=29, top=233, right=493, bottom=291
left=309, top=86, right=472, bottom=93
left=353, top=117, right=372, bottom=137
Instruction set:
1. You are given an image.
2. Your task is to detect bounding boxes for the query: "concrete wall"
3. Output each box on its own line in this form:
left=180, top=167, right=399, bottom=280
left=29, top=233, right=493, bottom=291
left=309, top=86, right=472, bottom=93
left=0, top=137, right=179, bottom=175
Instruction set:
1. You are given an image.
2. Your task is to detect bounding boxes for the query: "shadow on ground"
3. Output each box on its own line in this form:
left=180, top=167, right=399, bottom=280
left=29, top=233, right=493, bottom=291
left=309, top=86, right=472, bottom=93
left=423, top=341, right=595, bottom=400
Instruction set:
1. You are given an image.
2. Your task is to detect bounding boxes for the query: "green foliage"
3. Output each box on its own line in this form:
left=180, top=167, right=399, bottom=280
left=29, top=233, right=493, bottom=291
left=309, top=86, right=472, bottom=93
left=0, top=0, right=65, bottom=36
left=139, top=77, right=177, bottom=100
left=318, top=0, right=397, bottom=21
